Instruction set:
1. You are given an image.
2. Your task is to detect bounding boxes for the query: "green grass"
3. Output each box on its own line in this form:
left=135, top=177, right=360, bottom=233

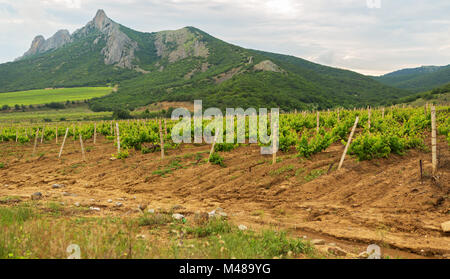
left=0, top=105, right=112, bottom=122
left=0, top=87, right=112, bottom=106
left=0, top=205, right=317, bottom=259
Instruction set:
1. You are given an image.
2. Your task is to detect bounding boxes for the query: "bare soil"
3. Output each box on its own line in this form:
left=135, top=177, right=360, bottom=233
left=0, top=135, right=448, bottom=259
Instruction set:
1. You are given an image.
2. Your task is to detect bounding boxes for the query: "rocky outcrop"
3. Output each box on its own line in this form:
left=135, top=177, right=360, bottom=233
left=154, top=28, right=208, bottom=63
left=253, top=60, right=284, bottom=73
left=16, top=30, right=71, bottom=60
left=72, top=9, right=138, bottom=69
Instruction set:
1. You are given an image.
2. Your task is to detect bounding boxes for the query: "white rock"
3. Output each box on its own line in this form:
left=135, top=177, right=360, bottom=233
left=148, top=209, right=155, bottom=214
left=52, top=184, right=65, bottom=189
left=172, top=213, right=184, bottom=220
left=74, top=202, right=80, bottom=207
left=238, top=225, right=248, bottom=231
left=107, top=199, right=113, bottom=203
left=90, top=207, right=101, bottom=211
left=441, top=221, right=450, bottom=233
left=115, top=202, right=123, bottom=207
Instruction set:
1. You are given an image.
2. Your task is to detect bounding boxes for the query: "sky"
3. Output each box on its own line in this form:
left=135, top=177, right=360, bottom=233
left=0, top=0, right=449, bottom=76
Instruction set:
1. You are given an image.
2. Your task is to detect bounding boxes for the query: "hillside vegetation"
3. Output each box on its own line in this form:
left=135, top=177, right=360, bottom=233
left=374, top=65, right=450, bottom=92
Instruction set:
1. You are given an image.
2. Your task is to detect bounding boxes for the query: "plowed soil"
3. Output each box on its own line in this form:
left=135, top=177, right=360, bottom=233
left=0, top=135, right=449, bottom=259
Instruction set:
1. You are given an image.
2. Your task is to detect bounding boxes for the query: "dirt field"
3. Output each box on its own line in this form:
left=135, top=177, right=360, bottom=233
left=0, top=135, right=449, bottom=259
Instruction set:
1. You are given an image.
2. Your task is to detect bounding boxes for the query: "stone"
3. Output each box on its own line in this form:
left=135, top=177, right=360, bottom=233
left=31, top=192, right=42, bottom=200
left=90, top=207, right=101, bottom=211
left=441, top=221, right=450, bottom=233
left=358, top=251, right=369, bottom=259
left=115, top=202, right=123, bottom=207
left=172, top=213, right=184, bottom=220
left=147, top=209, right=155, bottom=214
left=107, top=199, right=113, bottom=203
left=208, top=210, right=216, bottom=218
left=238, top=225, right=248, bottom=231
left=311, top=239, right=326, bottom=245
left=74, top=202, right=80, bottom=207
left=52, top=183, right=65, bottom=189
left=328, top=247, right=347, bottom=256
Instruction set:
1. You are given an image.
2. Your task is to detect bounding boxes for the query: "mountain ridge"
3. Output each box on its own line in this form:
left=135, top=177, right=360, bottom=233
left=373, top=64, right=450, bottom=93
left=1, top=9, right=413, bottom=111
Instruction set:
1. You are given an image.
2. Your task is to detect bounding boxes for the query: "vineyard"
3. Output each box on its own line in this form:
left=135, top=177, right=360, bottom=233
left=0, top=105, right=449, bottom=259
left=1, top=106, right=449, bottom=164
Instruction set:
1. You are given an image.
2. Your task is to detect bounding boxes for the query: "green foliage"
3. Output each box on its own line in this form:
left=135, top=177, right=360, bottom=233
left=375, top=65, right=450, bottom=93
left=209, top=152, right=225, bottom=167
left=350, top=134, right=392, bottom=161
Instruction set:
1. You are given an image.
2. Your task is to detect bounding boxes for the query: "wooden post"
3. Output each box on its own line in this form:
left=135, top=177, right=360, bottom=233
left=337, top=108, right=340, bottom=122
left=116, top=122, right=120, bottom=154
left=272, top=122, right=278, bottom=165
left=431, top=105, right=437, bottom=175
left=55, top=126, right=58, bottom=144
left=208, top=133, right=218, bottom=163
left=316, top=111, right=320, bottom=133
left=163, top=119, right=167, bottom=137
left=33, top=128, right=39, bottom=155
left=337, top=117, right=359, bottom=170
left=93, top=123, right=97, bottom=145
left=367, top=106, right=371, bottom=133
left=382, top=107, right=385, bottom=119
left=40, top=125, right=45, bottom=143
left=15, top=130, right=18, bottom=142
left=58, top=128, right=69, bottom=159
left=79, top=134, right=86, bottom=161
left=419, top=160, right=423, bottom=182
left=159, top=119, right=165, bottom=159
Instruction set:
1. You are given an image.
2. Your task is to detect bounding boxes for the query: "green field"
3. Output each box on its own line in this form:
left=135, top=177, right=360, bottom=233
left=0, top=87, right=112, bottom=106
left=0, top=105, right=112, bottom=123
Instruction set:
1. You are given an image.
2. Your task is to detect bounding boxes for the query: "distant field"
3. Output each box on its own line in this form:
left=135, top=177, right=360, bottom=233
left=0, top=105, right=112, bottom=122
left=0, top=87, right=112, bottom=106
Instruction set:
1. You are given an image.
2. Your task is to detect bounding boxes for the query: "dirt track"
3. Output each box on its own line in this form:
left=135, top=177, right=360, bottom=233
left=0, top=135, right=449, bottom=259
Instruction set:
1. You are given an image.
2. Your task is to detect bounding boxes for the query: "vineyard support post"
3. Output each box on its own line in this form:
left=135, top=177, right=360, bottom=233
left=208, top=133, right=218, bottom=164
left=58, top=128, right=69, bottom=159
left=56, top=126, right=58, bottom=144
left=159, top=119, right=165, bottom=159
left=79, top=134, right=86, bottom=161
left=15, top=131, right=18, bottom=142
left=316, top=111, right=320, bottom=133
left=163, top=119, right=167, bottom=137
left=41, top=125, right=45, bottom=143
left=382, top=107, right=385, bottom=119
left=337, top=116, right=359, bottom=170
left=368, top=106, right=371, bottom=133
left=431, top=105, right=437, bottom=175
left=94, top=123, right=97, bottom=145
left=116, top=122, right=120, bottom=154
left=272, top=121, right=278, bottom=165
left=33, top=128, right=39, bottom=156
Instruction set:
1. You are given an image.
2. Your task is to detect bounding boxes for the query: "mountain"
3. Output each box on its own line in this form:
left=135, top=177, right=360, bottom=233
left=373, top=65, right=450, bottom=93
left=0, top=9, right=412, bottom=111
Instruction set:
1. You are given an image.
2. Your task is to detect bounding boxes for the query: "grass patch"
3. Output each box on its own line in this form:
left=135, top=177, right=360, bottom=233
left=269, top=165, right=294, bottom=176
left=304, top=169, right=326, bottom=182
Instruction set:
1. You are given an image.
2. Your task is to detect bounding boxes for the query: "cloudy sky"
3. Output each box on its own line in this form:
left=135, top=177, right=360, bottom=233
left=0, top=0, right=449, bottom=75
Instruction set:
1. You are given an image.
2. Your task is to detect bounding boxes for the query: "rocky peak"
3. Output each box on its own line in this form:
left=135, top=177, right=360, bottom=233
left=16, top=30, right=71, bottom=61
left=92, top=9, right=113, bottom=32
